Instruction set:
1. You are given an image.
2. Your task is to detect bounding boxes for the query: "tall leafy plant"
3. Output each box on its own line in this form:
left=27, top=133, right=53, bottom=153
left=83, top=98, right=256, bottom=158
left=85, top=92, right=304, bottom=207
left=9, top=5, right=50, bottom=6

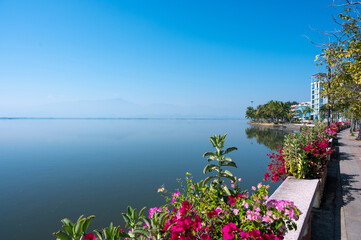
left=202, top=134, right=238, bottom=195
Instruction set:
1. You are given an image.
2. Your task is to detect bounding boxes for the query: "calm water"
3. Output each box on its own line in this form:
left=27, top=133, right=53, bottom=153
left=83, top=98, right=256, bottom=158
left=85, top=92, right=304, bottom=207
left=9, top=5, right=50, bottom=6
left=0, top=119, right=289, bottom=239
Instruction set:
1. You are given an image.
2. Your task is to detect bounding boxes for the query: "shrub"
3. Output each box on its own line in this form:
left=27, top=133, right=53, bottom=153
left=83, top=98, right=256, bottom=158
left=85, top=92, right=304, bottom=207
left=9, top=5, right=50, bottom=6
left=264, top=122, right=348, bottom=181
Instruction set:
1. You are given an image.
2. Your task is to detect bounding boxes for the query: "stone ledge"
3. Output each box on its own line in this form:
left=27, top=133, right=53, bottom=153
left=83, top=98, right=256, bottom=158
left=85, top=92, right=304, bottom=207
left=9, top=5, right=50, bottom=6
left=269, top=177, right=319, bottom=240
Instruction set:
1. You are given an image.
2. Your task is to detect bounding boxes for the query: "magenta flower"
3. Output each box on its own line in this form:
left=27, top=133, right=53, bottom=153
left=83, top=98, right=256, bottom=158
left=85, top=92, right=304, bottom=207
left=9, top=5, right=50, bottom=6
left=222, top=222, right=240, bottom=240
left=84, top=233, right=96, bottom=240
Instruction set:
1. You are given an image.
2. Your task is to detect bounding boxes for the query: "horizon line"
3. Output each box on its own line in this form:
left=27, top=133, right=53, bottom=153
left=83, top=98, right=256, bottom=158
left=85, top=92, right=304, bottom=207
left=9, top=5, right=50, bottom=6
left=0, top=117, right=244, bottom=120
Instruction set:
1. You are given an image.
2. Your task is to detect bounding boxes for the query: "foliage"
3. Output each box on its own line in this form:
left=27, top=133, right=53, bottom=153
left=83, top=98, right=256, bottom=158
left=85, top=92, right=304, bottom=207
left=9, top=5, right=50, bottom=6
left=314, top=1, right=361, bottom=137
left=263, top=122, right=350, bottom=182
left=55, top=135, right=301, bottom=240
left=202, top=134, right=238, bottom=195
left=296, top=106, right=312, bottom=120
left=246, top=101, right=297, bottom=123
left=53, top=215, right=95, bottom=240
left=245, top=127, right=291, bottom=150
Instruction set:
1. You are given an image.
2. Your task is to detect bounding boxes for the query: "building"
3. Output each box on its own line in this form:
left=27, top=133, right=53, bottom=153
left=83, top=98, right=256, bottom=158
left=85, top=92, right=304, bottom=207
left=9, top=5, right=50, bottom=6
left=311, top=74, right=328, bottom=120
left=291, top=102, right=311, bottom=121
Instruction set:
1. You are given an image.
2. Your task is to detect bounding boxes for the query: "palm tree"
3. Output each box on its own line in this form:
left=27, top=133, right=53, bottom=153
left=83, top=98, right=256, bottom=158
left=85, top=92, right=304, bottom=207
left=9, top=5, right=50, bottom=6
left=245, top=106, right=256, bottom=121
left=297, top=106, right=312, bottom=121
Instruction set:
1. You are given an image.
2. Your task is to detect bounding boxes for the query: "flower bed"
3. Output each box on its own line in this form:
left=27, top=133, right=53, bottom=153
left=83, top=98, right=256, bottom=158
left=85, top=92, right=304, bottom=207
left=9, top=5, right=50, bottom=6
left=264, top=121, right=349, bottom=208
left=54, top=134, right=301, bottom=240
left=263, top=122, right=345, bottom=182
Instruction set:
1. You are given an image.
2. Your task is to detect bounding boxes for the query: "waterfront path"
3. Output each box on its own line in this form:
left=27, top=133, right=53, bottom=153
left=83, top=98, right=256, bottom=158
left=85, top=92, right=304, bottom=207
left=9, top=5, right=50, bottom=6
left=338, top=130, right=361, bottom=240
left=311, top=130, right=361, bottom=240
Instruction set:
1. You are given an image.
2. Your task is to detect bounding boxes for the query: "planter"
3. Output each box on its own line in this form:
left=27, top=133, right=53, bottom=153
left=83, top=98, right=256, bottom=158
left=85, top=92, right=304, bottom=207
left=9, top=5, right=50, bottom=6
left=313, top=167, right=328, bottom=209
left=269, top=177, right=319, bottom=240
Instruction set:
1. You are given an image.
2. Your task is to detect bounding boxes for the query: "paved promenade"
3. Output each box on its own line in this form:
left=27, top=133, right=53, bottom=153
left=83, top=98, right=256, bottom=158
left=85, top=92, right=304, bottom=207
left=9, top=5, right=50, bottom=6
left=338, top=130, right=361, bottom=240
left=311, top=130, right=361, bottom=240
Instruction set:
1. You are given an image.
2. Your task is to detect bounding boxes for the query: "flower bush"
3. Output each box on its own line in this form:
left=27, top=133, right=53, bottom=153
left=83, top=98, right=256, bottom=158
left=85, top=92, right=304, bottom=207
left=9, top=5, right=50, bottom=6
left=54, top=134, right=301, bottom=240
left=264, top=121, right=350, bottom=182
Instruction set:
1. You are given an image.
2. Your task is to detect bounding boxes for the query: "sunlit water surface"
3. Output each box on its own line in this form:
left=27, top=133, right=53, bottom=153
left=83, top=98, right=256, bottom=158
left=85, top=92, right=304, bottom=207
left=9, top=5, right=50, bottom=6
left=0, top=119, right=293, bottom=239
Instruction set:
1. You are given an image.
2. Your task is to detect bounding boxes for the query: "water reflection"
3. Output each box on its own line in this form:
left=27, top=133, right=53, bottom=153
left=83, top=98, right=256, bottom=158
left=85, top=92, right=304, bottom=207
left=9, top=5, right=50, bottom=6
left=245, top=126, right=294, bottom=150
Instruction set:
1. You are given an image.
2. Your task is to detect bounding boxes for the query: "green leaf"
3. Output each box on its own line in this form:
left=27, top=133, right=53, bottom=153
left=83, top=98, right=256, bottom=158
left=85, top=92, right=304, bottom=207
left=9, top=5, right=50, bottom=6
left=121, top=213, right=131, bottom=225
left=221, top=185, right=231, bottom=196
left=139, top=207, right=146, bottom=218
left=62, top=225, right=73, bottom=236
left=203, top=151, right=215, bottom=158
left=94, top=230, right=103, bottom=240
left=133, top=229, right=150, bottom=238
left=127, top=206, right=132, bottom=219
left=203, top=164, right=217, bottom=174
left=223, top=170, right=234, bottom=177
left=203, top=176, right=215, bottom=185
left=61, top=218, right=73, bottom=226
left=74, top=219, right=85, bottom=236
left=224, top=147, right=238, bottom=154
left=83, top=215, right=95, bottom=233
left=53, top=231, right=71, bottom=240
left=221, top=162, right=237, bottom=168
left=221, top=157, right=233, bottom=162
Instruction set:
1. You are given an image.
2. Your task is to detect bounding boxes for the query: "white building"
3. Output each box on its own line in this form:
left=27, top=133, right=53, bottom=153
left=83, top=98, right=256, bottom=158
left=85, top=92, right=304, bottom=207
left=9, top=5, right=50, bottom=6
left=311, top=74, right=328, bottom=120
left=291, top=102, right=311, bottom=120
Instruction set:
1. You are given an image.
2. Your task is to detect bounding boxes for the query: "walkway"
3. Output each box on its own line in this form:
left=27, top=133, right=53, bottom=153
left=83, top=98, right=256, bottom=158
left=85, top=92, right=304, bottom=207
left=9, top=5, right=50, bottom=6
left=311, top=130, right=361, bottom=240
left=338, top=130, right=361, bottom=240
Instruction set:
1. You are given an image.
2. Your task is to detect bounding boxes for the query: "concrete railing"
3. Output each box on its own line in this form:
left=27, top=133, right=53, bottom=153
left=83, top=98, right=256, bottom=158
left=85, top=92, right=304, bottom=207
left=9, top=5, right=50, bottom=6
left=269, top=177, right=319, bottom=240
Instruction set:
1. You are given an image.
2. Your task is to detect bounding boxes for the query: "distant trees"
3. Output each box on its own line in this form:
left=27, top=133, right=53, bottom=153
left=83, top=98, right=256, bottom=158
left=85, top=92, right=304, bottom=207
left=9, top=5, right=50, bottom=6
left=245, top=100, right=298, bottom=123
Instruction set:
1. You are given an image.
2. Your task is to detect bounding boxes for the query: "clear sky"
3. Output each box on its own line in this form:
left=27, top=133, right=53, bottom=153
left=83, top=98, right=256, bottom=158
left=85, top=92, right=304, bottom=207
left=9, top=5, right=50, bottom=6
left=0, top=0, right=341, bottom=118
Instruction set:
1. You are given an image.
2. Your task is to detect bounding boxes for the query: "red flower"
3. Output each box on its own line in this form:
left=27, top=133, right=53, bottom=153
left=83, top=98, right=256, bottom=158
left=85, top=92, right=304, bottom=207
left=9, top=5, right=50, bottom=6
left=228, top=196, right=236, bottom=206
left=84, top=233, right=96, bottom=240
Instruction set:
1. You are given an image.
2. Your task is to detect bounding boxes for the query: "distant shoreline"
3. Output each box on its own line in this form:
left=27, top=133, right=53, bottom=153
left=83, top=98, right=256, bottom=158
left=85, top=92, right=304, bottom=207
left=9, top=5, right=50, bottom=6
left=0, top=117, right=243, bottom=121
left=247, top=121, right=314, bottom=130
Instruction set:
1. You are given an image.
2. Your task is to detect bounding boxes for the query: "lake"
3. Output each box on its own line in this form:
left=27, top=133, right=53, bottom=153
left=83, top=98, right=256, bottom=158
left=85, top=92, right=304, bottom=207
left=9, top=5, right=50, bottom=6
left=0, top=119, right=293, bottom=239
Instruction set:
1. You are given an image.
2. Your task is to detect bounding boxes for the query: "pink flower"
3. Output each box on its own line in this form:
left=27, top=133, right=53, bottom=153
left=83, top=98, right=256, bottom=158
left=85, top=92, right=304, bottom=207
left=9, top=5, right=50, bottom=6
left=84, top=233, right=96, bottom=240
left=149, top=207, right=162, bottom=218
left=232, top=208, right=239, bottom=215
left=172, top=192, right=180, bottom=203
left=222, top=222, right=239, bottom=240
left=216, top=206, right=222, bottom=214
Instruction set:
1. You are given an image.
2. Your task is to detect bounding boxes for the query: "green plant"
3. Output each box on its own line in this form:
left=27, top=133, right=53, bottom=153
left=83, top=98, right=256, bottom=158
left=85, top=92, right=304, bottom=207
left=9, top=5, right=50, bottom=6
left=53, top=215, right=95, bottom=240
left=94, top=222, right=124, bottom=240
left=202, top=134, right=238, bottom=195
left=120, top=206, right=149, bottom=239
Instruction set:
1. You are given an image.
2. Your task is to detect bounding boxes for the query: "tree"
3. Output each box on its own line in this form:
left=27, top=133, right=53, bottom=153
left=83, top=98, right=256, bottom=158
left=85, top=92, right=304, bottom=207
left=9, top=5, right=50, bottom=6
left=319, top=104, right=328, bottom=122
left=245, top=106, right=256, bottom=121
left=296, top=106, right=312, bottom=121
left=245, top=100, right=295, bottom=123
left=315, top=1, right=361, bottom=139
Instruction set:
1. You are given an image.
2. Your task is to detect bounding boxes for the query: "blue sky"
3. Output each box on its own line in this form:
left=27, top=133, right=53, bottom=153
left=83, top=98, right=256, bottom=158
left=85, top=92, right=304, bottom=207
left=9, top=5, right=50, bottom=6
left=0, top=0, right=341, bottom=118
